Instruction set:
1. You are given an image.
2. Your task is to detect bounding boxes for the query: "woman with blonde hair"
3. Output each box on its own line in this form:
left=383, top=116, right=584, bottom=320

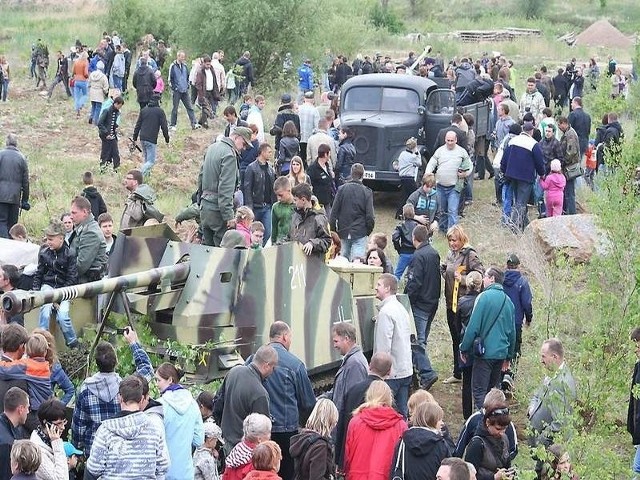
left=32, top=328, right=75, bottom=405
left=234, top=206, right=255, bottom=247
left=442, top=224, right=484, bottom=385
left=287, top=156, right=310, bottom=188
left=391, top=401, right=454, bottom=480
left=290, top=399, right=338, bottom=480
left=0, top=55, right=10, bottom=102
left=344, top=380, right=407, bottom=480
left=407, top=390, right=436, bottom=421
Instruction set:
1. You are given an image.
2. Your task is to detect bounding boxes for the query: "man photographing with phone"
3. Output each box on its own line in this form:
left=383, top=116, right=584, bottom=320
left=71, top=327, right=153, bottom=457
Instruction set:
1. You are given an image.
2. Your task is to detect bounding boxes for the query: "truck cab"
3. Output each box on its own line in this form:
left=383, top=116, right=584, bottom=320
left=339, top=74, right=490, bottom=190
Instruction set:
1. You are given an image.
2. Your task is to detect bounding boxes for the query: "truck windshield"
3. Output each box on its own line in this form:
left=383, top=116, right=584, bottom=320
left=343, top=87, right=420, bottom=113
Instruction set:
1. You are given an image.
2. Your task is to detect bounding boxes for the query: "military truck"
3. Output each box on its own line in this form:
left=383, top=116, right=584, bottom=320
left=2, top=227, right=414, bottom=383
left=339, top=73, right=491, bottom=190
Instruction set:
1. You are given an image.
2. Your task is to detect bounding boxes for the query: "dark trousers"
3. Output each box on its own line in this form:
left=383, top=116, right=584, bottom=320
left=99, top=136, right=121, bottom=170
left=462, top=365, right=473, bottom=419
left=510, top=180, right=533, bottom=231
left=471, top=358, right=503, bottom=410
left=476, top=155, right=494, bottom=179
left=446, top=308, right=462, bottom=378
left=0, top=202, right=20, bottom=238
left=170, top=90, right=197, bottom=127
left=397, top=177, right=417, bottom=217
left=563, top=178, right=576, bottom=215
left=271, top=431, right=297, bottom=480
left=299, top=143, right=308, bottom=167
left=123, top=71, right=130, bottom=92
left=48, top=74, right=72, bottom=98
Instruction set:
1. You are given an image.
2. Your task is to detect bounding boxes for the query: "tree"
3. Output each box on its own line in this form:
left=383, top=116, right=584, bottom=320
left=176, top=0, right=317, bottom=83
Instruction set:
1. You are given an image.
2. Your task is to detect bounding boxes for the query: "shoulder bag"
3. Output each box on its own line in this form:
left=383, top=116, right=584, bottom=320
left=564, top=162, right=583, bottom=181
left=472, top=296, right=508, bottom=357
left=391, top=439, right=405, bottom=480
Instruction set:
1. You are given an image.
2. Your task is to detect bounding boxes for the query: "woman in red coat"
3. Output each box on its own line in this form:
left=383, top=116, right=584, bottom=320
left=344, top=380, right=407, bottom=480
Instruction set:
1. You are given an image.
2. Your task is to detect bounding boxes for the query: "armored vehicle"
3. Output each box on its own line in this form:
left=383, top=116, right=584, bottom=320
left=339, top=73, right=491, bottom=190
left=3, top=228, right=411, bottom=382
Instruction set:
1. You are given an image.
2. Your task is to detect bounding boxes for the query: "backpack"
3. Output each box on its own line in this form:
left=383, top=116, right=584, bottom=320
left=292, top=433, right=332, bottom=480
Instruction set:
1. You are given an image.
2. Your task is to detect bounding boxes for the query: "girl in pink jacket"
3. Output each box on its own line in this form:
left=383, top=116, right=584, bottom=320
left=539, top=159, right=566, bottom=217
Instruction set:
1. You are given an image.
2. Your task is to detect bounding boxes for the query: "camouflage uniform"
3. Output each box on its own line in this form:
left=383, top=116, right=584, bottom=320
left=286, top=208, right=331, bottom=261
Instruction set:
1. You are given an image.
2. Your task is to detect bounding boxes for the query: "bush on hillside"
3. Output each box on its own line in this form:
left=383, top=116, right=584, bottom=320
left=369, top=3, right=405, bottom=34
left=107, top=0, right=175, bottom=50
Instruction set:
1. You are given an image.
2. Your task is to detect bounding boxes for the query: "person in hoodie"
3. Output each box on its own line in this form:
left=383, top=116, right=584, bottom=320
left=132, top=57, right=156, bottom=109
left=154, top=362, right=204, bottom=480
left=222, top=413, right=272, bottom=480
left=132, top=95, right=170, bottom=178
left=501, top=254, right=533, bottom=391
left=344, top=380, right=407, bottom=480
left=71, top=329, right=153, bottom=456
left=80, top=172, right=107, bottom=221
left=88, top=61, right=109, bottom=125
left=601, top=111, right=624, bottom=170
left=29, top=399, right=68, bottom=480
left=286, top=183, right=330, bottom=261
left=120, top=169, right=162, bottom=229
left=289, top=399, right=337, bottom=480
left=539, top=159, right=566, bottom=218
left=85, top=376, right=169, bottom=480
left=454, top=59, right=475, bottom=95
left=390, top=401, right=454, bottom=480
left=193, top=420, right=224, bottom=480
left=392, top=204, right=420, bottom=280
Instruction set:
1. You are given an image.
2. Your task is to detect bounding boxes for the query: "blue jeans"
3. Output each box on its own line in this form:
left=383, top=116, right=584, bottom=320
left=74, top=80, right=88, bottom=111
left=38, top=285, right=78, bottom=346
left=412, top=307, right=438, bottom=384
left=386, top=376, right=412, bottom=418
left=90, top=101, right=102, bottom=125
left=340, top=236, right=367, bottom=261
left=141, top=141, right=158, bottom=175
left=252, top=205, right=272, bottom=246
left=112, top=75, right=123, bottom=91
left=1, top=79, right=8, bottom=101
left=501, top=182, right=513, bottom=225
left=394, top=253, right=414, bottom=280
left=533, top=177, right=546, bottom=217
left=437, top=184, right=460, bottom=231
left=510, top=180, right=533, bottom=231
left=634, top=445, right=640, bottom=474
left=564, top=178, right=576, bottom=215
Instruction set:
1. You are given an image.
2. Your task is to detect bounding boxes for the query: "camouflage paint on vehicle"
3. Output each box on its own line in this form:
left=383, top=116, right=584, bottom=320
left=2, top=225, right=414, bottom=381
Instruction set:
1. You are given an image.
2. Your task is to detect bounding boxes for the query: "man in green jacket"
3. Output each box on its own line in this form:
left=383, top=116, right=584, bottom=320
left=460, top=266, right=515, bottom=410
left=198, top=126, right=252, bottom=246
left=69, top=195, right=108, bottom=283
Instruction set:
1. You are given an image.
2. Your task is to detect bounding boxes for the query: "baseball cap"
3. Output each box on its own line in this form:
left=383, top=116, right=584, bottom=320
left=63, top=442, right=83, bottom=458
left=203, top=420, right=225, bottom=444
left=506, top=253, right=520, bottom=266
left=280, top=93, right=292, bottom=105
left=231, top=126, right=252, bottom=147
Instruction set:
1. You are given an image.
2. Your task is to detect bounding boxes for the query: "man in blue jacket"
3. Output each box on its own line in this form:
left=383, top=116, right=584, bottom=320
left=501, top=253, right=533, bottom=393
left=500, top=123, right=545, bottom=231
left=248, top=322, right=315, bottom=480
left=460, top=266, right=515, bottom=410
left=168, top=51, right=198, bottom=130
left=297, top=59, right=314, bottom=103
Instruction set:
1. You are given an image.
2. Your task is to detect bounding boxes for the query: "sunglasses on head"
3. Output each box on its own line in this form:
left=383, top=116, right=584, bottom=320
left=488, top=407, right=509, bottom=417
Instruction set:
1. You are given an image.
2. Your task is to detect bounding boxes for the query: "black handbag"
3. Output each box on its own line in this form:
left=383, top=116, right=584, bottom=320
left=391, top=439, right=405, bottom=480
left=473, top=296, right=507, bottom=357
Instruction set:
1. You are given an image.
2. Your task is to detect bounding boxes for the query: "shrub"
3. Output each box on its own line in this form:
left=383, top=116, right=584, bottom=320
left=369, top=3, right=405, bottom=34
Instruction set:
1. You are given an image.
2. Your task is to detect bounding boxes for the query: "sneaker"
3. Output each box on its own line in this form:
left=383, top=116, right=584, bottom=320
left=192, top=123, right=202, bottom=130
left=170, top=125, right=177, bottom=132
left=442, top=375, right=462, bottom=384
left=501, top=373, right=514, bottom=391
left=420, top=376, right=438, bottom=391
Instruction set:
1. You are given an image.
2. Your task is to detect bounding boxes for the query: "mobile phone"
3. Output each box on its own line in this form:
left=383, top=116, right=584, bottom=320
left=116, top=327, right=130, bottom=335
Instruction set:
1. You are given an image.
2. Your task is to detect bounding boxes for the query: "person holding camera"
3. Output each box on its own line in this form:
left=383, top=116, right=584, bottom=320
left=29, top=399, right=68, bottom=480
left=0, top=134, right=30, bottom=239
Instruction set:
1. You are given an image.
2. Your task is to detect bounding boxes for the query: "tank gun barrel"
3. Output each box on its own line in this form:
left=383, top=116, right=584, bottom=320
left=2, top=262, right=190, bottom=316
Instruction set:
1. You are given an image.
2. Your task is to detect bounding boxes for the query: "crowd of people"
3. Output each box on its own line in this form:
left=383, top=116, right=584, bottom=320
left=0, top=29, right=637, bottom=479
